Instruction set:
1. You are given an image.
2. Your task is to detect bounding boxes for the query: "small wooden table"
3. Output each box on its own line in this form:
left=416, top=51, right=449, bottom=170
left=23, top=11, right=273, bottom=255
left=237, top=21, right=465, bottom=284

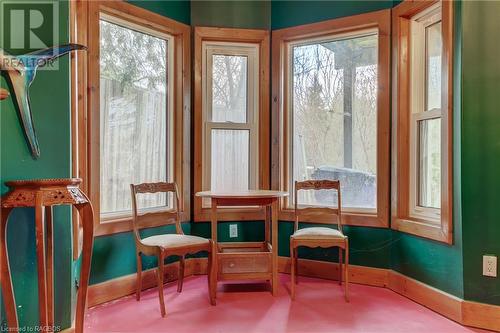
left=1, top=178, right=94, bottom=333
left=196, top=190, right=288, bottom=299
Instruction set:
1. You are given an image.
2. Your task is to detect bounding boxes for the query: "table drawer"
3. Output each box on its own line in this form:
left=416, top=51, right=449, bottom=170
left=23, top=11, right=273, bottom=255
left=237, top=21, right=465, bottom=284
left=219, top=253, right=271, bottom=274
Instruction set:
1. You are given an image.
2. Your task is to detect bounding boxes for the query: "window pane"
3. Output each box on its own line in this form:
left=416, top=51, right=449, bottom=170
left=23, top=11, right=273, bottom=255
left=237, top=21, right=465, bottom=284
left=211, top=129, right=250, bottom=192
left=418, top=118, right=441, bottom=208
left=211, top=55, right=247, bottom=123
left=425, top=21, right=442, bottom=111
left=99, top=19, right=168, bottom=216
left=292, top=34, right=378, bottom=209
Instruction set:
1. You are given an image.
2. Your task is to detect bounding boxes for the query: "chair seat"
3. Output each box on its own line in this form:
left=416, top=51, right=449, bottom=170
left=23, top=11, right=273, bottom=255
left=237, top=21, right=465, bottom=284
left=291, top=227, right=346, bottom=240
left=141, top=234, right=209, bottom=248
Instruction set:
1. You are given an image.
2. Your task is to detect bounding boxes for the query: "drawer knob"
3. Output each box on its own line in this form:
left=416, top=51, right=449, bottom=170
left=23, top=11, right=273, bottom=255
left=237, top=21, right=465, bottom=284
left=229, top=262, right=235, bottom=268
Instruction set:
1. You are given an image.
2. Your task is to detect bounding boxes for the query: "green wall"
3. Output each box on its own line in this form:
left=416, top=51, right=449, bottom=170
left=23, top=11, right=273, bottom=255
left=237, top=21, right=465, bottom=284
left=0, top=0, right=73, bottom=329
left=191, top=0, right=270, bottom=29
left=461, top=0, right=500, bottom=306
left=271, top=0, right=393, bottom=30
left=127, top=0, right=191, bottom=24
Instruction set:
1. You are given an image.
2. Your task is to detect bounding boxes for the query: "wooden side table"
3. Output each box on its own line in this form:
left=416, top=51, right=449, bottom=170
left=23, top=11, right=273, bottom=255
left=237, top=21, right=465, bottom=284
left=1, top=178, right=94, bottom=333
left=195, top=190, right=288, bottom=299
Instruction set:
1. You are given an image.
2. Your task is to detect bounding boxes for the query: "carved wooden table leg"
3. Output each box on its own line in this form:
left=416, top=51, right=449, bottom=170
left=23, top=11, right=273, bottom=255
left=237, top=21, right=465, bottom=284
left=1, top=207, right=18, bottom=330
left=75, top=198, right=94, bottom=333
left=35, top=193, right=49, bottom=327
left=46, top=206, right=54, bottom=330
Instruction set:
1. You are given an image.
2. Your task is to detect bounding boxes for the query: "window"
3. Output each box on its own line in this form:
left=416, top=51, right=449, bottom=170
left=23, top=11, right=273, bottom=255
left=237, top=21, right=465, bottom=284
left=194, top=27, right=270, bottom=221
left=392, top=0, right=453, bottom=243
left=72, top=1, right=191, bottom=235
left=289, top=32, right=378, bottom=212
left=202, top=43, right=259, bottom=207
left=272, top=10, right=390, bottom=227
left=99, top=16, right=173, bottom=220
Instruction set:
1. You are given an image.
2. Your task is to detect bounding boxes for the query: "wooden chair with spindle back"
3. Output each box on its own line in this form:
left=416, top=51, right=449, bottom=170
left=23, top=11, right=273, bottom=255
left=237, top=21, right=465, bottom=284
left=130, top=182, right=215, bottom=317
left=290, top=179, right=349, bottom=301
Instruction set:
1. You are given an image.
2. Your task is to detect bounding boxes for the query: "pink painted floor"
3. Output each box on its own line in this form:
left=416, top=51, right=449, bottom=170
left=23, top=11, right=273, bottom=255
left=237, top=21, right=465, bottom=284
left=85, top=274, right=489, bottom=333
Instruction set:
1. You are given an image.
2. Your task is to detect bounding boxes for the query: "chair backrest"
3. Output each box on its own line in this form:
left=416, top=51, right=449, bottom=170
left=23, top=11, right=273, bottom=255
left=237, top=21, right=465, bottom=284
left=294, top=179, right=342, bottom=233
left=130, top=182, right=183, bottom=242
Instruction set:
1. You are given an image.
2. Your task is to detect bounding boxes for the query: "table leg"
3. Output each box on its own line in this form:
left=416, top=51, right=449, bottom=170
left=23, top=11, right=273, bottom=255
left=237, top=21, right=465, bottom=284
left=35, top=194, right=48, bottom=327
left=1, top=207, right=18, bottom=330
left=265, top=205, right=270, bottom=244
left=271, top=200, right=279, bottom=296
left=46, top=206, right=54, bottom=330
left=75, top=202, right=94, bottom=333
left=210, top=198, right=218, bottom=300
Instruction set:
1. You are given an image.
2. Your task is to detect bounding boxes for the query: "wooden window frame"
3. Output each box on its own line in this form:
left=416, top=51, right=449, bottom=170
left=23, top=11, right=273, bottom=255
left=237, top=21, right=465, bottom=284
left=271, top=10, right=391, bottom=227
left=71, top=0, right=191, bottom=237
left=391, top=0, right=453, bottom=243
left=193, top=27, right=270, bottom=222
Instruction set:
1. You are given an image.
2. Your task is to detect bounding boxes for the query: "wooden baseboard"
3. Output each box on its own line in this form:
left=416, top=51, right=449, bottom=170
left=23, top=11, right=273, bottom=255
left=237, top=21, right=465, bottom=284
left=87, top=257, right=499, bottom=332
left=277, top=256, right=389, bottom=287
left=88, top=258, right=207, bottom=307
left=388, top=271, right=463, bottom=323
left=462, top=300, right=500, bottom=332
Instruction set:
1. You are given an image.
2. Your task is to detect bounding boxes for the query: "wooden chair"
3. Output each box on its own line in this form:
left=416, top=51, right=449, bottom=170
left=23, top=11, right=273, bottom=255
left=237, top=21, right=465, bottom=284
left=290, top=180, right=349, bottom=301
left=131, top=182, right=215, bottom=317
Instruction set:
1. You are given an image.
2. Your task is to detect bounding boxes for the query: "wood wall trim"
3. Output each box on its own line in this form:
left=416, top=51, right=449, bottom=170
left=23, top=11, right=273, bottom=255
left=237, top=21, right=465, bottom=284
left=193, top=27, right=270, bottom=222
left=271, top=9, right=391, bottom=228
left=71, top=0, right=191, bottom=236
left=388, top=270, right=462, bottom=323
left=391, top=0, right=454, bottom=244
left=462, top=300, right=500, bottom=332
left=278, top=257, right=390, bottom=288
left=88, top=257, right=500, bottom=332
left=88, top=258, right=207, bottom=307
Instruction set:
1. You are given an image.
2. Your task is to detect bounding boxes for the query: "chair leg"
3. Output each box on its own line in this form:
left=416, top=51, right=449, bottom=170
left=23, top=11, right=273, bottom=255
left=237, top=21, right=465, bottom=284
left=338, top=247, right=343, bottom=286
left=294, top=248, right=299, bottom=284
left=345, top=241, right=349, bottom=303
left=207, top=248, right=216, bottom=305
left=177, top=256, right=185, bottom=293
left=157, top=251, right=166, bottom=317
left=136, top=252, right=142, bottom=301
left=290, top=241, right=296, bottom=300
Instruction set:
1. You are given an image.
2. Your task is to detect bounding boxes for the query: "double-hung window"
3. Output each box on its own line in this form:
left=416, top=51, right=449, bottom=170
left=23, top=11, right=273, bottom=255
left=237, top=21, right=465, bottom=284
left=392, top=0, right=453, bottom=243
left=409, top=4, right=442, bottom=221
left=201, top=42, right=259, bottom=207
left=194, top=27, right=270, bottom=221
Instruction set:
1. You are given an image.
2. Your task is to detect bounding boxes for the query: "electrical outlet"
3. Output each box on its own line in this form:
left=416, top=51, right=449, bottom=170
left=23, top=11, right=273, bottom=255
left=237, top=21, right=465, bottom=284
left=483, top=255, right=497, bottom=277
left=229, top=224, right=238, bottom=238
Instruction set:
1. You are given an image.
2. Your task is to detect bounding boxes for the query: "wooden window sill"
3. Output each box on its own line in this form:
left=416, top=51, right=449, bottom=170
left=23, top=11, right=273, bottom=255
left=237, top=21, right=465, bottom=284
left=279, top=209, right=388, bottom=228
left=392, top=217, right=451, bottom=244
left=95, top=211, right=190, bottom=236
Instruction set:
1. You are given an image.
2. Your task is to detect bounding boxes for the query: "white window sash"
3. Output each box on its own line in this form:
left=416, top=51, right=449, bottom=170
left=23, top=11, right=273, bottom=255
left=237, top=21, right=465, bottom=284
left=201, top=42, right=260, bottom=208
left=409, top=3, right=443, bottom=222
